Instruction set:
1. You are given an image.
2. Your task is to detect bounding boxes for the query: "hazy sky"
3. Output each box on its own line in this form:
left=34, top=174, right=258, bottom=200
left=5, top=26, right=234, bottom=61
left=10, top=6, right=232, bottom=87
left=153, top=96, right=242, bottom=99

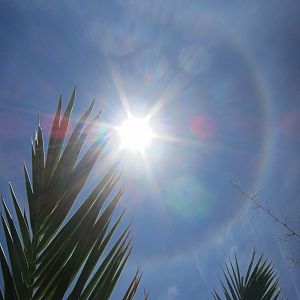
left=1, top=1, right=300, bottom=299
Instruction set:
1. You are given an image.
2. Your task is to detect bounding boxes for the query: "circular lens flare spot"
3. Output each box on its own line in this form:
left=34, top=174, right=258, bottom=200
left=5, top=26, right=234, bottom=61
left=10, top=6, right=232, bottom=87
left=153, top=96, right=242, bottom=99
left=190, top=114, right=217, bottom=138
left=118, top=117, right=154, bottom=152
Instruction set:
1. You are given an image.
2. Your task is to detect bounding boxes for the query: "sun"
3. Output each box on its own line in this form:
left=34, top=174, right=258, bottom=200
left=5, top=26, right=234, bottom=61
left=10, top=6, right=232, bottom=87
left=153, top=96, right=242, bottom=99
left=117, top=116, right=154, bottom=152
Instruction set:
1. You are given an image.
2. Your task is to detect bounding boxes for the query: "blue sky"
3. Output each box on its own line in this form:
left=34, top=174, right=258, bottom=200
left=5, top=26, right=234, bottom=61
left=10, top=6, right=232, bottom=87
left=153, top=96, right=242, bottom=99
left=1, top=1, right=300, bottom=299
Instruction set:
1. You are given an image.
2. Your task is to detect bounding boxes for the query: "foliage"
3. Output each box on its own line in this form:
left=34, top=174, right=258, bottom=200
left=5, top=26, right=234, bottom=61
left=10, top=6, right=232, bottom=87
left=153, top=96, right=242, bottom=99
left=213, top=250, right=282, bottom=300
left=0, top=89, right=141, bottom=299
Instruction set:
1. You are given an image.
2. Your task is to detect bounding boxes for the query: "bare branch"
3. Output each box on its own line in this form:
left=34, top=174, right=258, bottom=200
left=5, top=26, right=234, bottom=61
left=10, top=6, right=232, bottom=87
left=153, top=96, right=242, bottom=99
left=287, top=253, right=300, bottom=268
left=232, top=181, right=300, bottom=240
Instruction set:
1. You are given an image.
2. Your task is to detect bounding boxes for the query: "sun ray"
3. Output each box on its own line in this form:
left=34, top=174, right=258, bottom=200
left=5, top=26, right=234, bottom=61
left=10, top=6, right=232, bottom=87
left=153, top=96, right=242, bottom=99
left=147, top=74, right=188, bottom=120
left=154, top=133, right=201, bottom=146
left=155, top=132, right=245, bottom=154
left=108, top=64, right=132, bottom=117
left=140, top=151, right=174, bottom=230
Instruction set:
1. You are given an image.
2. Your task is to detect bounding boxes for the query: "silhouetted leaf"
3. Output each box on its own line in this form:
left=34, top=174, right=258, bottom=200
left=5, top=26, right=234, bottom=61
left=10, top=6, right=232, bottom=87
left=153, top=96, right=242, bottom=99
left=0, top=90, right=141, bottom=300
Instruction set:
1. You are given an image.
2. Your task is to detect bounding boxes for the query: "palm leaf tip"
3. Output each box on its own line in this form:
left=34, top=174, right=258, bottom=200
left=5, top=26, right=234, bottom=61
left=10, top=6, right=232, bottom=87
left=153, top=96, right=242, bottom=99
left=0, top=89, right=142, bottom=300
left=213, top=250, right=283, bottom=300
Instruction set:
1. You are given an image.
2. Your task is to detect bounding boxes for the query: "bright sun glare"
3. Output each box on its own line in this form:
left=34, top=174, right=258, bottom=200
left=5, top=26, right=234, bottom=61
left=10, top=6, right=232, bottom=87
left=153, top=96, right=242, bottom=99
left=117, top=117, right=154, bottom=152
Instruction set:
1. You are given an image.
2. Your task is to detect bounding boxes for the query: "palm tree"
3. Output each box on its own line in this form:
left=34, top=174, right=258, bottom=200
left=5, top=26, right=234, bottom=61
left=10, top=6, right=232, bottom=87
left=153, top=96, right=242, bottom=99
left=213, top=250, right=283, bottom=300
left=0, top=89, right=143, bottom=299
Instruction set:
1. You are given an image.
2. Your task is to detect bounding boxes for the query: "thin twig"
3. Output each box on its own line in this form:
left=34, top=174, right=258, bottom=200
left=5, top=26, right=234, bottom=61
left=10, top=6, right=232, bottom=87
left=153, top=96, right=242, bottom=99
left=232, top=181, right=300, bottom=240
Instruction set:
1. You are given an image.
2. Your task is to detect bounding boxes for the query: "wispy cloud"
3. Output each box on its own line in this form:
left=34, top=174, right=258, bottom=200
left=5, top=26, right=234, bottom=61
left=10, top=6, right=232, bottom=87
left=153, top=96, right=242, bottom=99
left=158, top=285, right=179, bottom=300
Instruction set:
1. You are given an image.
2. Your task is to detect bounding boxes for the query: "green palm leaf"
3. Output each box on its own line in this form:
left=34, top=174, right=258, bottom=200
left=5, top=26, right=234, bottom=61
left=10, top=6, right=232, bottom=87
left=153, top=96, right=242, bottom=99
left=0, top=89, right=142, bottom=299
left=213, top=250, right=283, bottom=300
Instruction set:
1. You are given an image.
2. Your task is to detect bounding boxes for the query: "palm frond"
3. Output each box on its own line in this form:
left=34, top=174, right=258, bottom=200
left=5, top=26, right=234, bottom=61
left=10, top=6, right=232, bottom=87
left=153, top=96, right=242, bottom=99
left=0, top=89, right=141, bottom=299
left=213, top=250, right=283, bottom=300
